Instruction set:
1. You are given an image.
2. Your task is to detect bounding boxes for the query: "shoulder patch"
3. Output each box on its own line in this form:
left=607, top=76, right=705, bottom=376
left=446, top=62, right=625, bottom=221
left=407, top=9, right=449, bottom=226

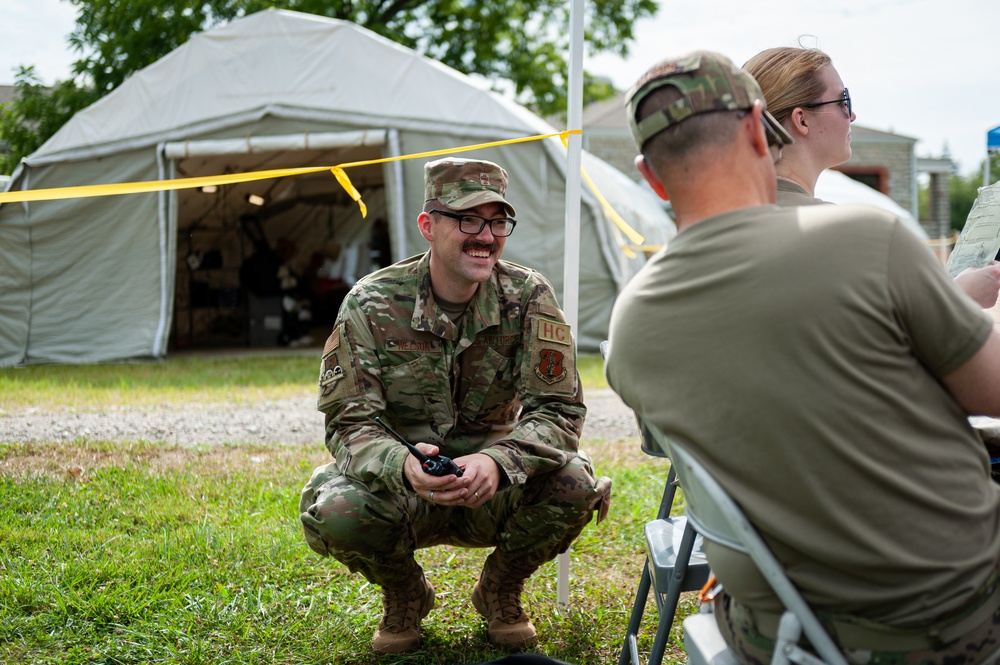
left=324, top=329, right=341, bottom=356
left=526, top=316, right=577, bottom=395
left=536, top=317, right=571, bottom=346
left=318, top=326, right=361, bottom=408
left=534, top=348, right=568, bottom=385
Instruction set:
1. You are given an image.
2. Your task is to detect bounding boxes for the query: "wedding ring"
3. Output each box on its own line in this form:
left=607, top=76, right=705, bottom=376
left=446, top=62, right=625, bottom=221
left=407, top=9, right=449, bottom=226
left=475, top=491, right=480, bottom=499
left=429, top=490, right=435, bottom=501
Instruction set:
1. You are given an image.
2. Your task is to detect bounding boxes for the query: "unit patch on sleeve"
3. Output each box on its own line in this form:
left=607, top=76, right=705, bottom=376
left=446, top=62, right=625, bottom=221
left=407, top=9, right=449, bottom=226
left=527, top=317, right=576, bottom=394
left=318, top=327, right=360, bottom=408
left=535, top=348, right=567, bottom=385
left=536, top=317, right=571, bottom=346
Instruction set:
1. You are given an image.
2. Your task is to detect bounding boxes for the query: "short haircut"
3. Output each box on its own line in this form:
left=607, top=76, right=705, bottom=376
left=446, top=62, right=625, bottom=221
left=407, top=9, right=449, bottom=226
left=743, top=47, right=832, bottom=125
left=635, top=82, right=743, bottom=173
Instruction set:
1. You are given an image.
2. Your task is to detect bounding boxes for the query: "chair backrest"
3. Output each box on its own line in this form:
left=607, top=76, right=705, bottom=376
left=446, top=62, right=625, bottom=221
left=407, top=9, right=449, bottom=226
left=649, top=427, right=848, bottom=665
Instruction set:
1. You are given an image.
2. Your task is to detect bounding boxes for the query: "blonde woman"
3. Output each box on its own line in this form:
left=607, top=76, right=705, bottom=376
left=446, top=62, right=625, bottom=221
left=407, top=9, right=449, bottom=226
left=744, top=47, right=854, bottom=206
left=746, top=46, right=1000, bottom=307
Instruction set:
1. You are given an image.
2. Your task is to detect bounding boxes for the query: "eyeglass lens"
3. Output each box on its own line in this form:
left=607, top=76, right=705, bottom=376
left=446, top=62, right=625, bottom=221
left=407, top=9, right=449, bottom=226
left=460, top=215, right=516, bottom=236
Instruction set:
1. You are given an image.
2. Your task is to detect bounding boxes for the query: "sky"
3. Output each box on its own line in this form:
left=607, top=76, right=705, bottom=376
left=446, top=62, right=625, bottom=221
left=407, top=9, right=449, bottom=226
left=1, top=0, right=998, bottom=176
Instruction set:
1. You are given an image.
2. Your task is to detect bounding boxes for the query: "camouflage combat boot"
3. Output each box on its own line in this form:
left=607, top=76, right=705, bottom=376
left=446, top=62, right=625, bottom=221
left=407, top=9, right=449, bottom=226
left=372, top=571, right=435, bottom=654
left=471, top=555, right=538, bottom=647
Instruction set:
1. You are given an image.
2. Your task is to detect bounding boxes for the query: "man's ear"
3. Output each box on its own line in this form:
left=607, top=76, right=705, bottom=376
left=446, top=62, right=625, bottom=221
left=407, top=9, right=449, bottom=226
left=747, top=101, right=770, bottom=159
left=636, top=155, right=669, bottom=201
left=417, top=211, right=434, bottom=242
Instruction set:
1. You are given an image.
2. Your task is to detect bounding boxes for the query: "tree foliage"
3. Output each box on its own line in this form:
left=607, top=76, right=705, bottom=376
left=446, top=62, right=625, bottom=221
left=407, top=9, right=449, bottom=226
left=0, top=0, right=656, bottom=174
left=0, top=67, right=95, bottom=174
left=920, top=153, right=1000, bottom=232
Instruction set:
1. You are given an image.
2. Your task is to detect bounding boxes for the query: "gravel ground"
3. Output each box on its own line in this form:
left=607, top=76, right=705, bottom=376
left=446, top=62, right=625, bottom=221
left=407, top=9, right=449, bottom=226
left=0, top=388, right=639, bottom=445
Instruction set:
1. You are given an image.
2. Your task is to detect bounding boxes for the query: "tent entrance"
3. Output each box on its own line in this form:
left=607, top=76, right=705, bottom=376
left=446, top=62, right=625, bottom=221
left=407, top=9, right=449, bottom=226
left=166, top=131, right=390, bottom=350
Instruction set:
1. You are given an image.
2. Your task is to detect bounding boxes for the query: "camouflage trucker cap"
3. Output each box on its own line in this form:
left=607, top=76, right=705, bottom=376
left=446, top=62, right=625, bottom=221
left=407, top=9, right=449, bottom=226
left=424, top=157, right=516, bottom=217
left=625, top=51, right=793, bottom=150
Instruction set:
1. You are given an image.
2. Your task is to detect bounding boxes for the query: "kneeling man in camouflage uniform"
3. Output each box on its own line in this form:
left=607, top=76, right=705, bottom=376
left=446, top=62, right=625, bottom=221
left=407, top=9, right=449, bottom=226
left=300, top=156, right=611, bottom=654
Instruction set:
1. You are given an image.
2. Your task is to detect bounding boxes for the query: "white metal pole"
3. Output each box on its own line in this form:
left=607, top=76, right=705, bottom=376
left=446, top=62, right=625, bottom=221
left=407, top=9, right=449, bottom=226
left=558, top=0, right=585, bottom=611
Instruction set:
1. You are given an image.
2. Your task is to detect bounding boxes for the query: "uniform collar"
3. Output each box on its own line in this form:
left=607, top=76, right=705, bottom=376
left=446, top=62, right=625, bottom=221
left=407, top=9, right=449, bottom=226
left=410, top=250, right=501, bottom=341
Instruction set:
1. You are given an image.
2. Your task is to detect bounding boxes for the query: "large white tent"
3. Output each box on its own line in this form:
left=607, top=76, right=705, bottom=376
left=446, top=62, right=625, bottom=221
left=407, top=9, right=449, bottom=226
left=0, top=8, right=673, bottom=366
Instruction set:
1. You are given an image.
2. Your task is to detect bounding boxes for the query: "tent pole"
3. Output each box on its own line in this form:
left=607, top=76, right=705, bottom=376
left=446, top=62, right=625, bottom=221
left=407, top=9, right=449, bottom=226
left=558, top=0, right=585, bottom=611
left=154, top=144, right=172, bottom=358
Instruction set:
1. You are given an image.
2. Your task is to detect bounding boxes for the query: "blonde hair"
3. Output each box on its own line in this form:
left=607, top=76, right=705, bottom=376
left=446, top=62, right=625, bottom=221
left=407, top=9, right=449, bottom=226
left=743, top=47, right=832, bottom=124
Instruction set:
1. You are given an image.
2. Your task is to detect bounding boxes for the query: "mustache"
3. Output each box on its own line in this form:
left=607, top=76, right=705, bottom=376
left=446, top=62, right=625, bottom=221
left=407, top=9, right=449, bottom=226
left=463, top=240, right=499, bottom=253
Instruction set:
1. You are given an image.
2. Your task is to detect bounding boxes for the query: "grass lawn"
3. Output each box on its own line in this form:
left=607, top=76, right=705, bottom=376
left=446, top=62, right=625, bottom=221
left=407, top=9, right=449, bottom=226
left=0, top=353, right=694, bottom=665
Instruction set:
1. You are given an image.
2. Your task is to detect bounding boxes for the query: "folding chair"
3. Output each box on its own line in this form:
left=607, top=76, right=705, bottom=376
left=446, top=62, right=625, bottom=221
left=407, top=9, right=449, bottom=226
left=602, top=341, right=711, bottom=665
left=615, top=417, right=712, bottom=665
left=652, top=429, right=848, bottom=665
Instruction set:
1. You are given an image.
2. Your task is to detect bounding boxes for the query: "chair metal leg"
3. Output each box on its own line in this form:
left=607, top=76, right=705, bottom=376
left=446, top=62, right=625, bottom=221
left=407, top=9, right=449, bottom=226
left=657, top=467, right=678, bottom=520
left=620, top=466, right=687, bottom=665
left=620, top=560, right=654, bottom=665
left=647, top=605, right=674, bottom=665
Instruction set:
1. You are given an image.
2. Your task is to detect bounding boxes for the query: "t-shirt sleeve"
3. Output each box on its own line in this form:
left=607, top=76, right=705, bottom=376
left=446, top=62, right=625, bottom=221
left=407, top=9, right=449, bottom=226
left=887, top=220, right=993, bottom=377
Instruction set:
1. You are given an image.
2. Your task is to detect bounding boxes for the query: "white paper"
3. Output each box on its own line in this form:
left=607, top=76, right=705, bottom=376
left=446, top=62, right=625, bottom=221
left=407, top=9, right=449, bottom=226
left=947, top=182, right=1000, bottom=277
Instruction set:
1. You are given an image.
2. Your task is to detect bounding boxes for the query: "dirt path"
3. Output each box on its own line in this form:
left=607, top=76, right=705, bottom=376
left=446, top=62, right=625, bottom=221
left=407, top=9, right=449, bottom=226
left=1, top=388, right=639, bottom=446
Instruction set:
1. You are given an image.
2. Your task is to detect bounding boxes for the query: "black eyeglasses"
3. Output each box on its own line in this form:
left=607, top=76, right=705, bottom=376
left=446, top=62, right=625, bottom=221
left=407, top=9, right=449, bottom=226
left=802, top=88, right=852, bottom=117
left=429, top=209, right=517, bottom=237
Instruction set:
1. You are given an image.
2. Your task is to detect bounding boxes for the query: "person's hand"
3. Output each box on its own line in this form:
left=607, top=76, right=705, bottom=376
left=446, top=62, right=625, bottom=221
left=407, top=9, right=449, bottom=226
left=955, top=262, right=1000, bottom=309
left=449, top=453, right=502, bottom=509
left=403, top=442, right=471, bottom=504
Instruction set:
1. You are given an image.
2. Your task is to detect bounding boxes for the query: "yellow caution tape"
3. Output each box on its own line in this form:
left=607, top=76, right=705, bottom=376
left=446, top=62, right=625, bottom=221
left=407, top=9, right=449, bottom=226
left=0, top=128, right=667, bottom=258
left=558, top=133, right=646, bottom=247
left=330, top=167, right=366, bottom=219
left=0, top=130, right=580, bottom=209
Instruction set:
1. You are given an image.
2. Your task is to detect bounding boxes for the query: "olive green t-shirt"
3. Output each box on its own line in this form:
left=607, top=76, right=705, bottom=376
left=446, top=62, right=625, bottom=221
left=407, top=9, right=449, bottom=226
left=607, top=203, right=998, bottom=625
left=775, top=177, right=826, bottom=206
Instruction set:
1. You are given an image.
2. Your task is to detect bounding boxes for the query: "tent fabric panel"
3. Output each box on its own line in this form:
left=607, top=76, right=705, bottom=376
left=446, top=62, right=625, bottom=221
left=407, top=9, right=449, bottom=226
left=18, top=157, right=167, bottom=364
left=574, top=198, right=623, bottom=351
left=0, top=201, right=32, bottom=365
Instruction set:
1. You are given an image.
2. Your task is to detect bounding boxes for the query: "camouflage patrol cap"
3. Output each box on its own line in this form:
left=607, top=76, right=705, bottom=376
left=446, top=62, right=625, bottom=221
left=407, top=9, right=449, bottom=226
left=424, top=157, right=516, bottom=217
left=625, top=50, right=793, bottom=150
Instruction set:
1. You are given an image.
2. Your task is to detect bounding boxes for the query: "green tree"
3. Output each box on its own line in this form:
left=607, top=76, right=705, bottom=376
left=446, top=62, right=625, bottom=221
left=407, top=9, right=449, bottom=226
left=949, top=169, right=983, bottom=232
left=0, top=0, right=657, bottom=174
left=0, top=67, right=95, bottom=174
left=919, top=153, right=1000, bottom=233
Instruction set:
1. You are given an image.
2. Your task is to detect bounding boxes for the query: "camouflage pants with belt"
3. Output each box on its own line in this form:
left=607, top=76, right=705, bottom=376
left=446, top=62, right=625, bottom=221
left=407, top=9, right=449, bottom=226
left=299, top=453, right=611, bottom=586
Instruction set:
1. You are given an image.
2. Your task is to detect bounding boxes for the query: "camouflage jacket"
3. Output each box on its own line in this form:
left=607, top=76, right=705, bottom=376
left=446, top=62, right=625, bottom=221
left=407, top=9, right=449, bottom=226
left=316, top=250, right=586, bottom=495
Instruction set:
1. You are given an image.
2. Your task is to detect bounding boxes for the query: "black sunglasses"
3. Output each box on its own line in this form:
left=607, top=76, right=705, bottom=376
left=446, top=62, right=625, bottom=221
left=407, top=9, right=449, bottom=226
left=429, top=209, right=517, bottom=237
left=802, top=88, right=851, bottom=116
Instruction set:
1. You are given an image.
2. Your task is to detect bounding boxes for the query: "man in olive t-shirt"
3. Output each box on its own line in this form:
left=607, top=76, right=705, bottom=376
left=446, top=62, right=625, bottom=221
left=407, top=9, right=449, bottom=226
left=607, top=50, right=1000, bottom=665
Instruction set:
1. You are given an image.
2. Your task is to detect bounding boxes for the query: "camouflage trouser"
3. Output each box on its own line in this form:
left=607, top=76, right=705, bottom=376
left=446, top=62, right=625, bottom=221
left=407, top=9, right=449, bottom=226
left=299, top=453, right=611, bottom=587
left=713, top=584, right=1000, bottom=665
